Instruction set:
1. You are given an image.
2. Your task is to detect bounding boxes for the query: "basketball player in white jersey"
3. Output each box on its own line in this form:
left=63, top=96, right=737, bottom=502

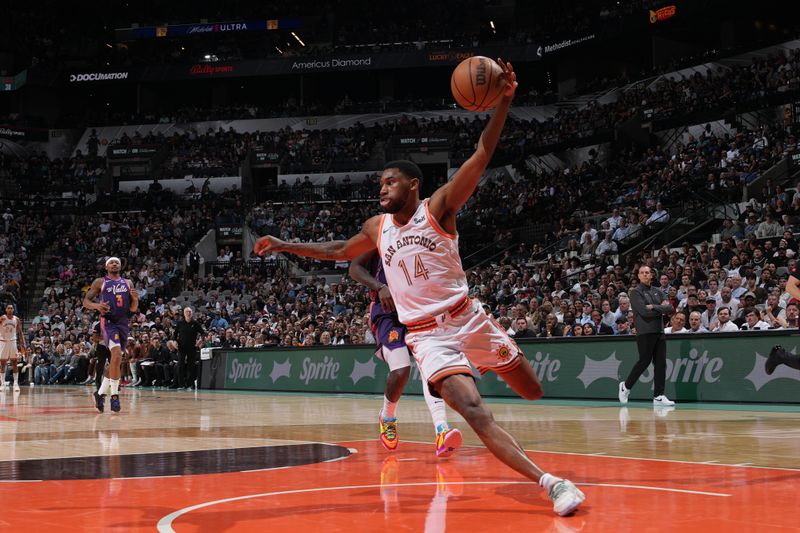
left=255, top=59, right=585, bottom=516
left=0, top=304, right=26, bottom=392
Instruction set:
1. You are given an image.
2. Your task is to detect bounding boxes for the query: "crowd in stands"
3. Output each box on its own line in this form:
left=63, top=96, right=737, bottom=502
left=468, top=199, right=800, bottom=340
left=52, top=46, right=799, bottom=193
left=0, top=206, right=56, bottom=316
left=0, top=151, right=103, bottom=198
left=57, top=44, right=800, bottom=136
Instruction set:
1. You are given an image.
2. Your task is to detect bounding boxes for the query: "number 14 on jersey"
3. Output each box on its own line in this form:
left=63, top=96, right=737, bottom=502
left=398, top=255, right=430, bottom=286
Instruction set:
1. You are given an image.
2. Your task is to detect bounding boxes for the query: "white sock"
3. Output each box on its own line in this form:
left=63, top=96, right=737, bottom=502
left=382, top=396, right=398, bottom=419
left=422, top=379, right=448, bottom=433
left=539, top=473, right=562, bottom=491
left=99, top=376, right=110, bottom=395
left=110, top=379, right=120, bottom=396
left=13, top=373, right=18, bottom=385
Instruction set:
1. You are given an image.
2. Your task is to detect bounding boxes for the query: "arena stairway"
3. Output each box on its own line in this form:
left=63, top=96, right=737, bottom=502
left=21, top=242, right=56, bottom=328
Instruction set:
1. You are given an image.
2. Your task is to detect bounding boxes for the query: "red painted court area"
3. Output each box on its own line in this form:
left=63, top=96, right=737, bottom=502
left=2, top=440, right=799, bottom=532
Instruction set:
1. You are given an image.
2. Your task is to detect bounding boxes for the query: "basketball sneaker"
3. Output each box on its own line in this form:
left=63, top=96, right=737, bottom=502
left=618, top=382, right=630, bottom=404
left=379, top=415, right=398, bottom=450
left=435, top=427, right=462, bottom=458
left=653, top=395, right=675, bottom=406
left=110, top=394, right=121, bottom=413
left=13, top=382, right=20, bottom=392
left=94, top=391, right=105, bottom=413
left=548, top=479, right=585, bottom=517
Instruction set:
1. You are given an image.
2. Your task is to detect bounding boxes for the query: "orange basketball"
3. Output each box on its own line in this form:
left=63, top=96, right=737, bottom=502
left=450, top=56, right=505, bottom=112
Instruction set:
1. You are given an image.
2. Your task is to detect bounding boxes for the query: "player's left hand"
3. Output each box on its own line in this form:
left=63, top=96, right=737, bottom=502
left=378, top=286, right=396, bottom=313
left=497, top=58, right=518, bottom=98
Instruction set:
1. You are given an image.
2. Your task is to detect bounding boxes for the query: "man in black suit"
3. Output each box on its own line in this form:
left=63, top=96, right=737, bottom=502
left=619, top=266, right=675, bottom=406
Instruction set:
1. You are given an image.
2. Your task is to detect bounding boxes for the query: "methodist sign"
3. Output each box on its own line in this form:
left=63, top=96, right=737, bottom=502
left=209, top=331, right=800, bottom=403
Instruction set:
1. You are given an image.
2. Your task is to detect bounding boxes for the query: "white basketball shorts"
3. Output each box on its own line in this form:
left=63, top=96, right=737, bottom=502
left=0, top=340, right=18, bottom=360
left=405, top=299, right=523, bottom=385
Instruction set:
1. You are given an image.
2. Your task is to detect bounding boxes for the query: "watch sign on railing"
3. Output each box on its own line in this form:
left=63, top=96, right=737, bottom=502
left=789, top=150, right=800, bottom=170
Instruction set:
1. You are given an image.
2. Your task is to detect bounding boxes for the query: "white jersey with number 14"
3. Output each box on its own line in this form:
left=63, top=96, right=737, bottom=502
left=377, top=199, right=468, bottom=324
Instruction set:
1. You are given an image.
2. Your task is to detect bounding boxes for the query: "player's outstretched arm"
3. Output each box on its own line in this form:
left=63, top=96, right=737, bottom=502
left=83, top=278, right=110, bottom=314
left=429, top=58, right=518, bottom=222
left=349, top=249, right=395, bottom=312
left=255, top=215, right=380, bottom=261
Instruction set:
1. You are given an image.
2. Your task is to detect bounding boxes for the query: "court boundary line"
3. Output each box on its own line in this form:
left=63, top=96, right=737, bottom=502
left=156, top=480, right=731, bottom=532
left=350, top=439, right=800, bottom=473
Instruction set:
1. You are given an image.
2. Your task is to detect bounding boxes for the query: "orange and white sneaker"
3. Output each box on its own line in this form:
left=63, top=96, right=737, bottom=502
left=379, top=416, right=399, bottom=450
left=435, top=427, right=462, bottom=458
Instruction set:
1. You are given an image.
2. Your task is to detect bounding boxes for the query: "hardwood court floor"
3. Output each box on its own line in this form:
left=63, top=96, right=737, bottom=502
left=1, top=386, right=799, bottom=531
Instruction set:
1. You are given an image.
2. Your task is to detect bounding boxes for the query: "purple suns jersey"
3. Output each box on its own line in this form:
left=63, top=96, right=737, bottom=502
left=101, top=276, right=132, bottom=323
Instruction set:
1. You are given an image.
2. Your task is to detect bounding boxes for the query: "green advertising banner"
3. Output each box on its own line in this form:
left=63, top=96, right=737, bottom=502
left=216, top=332, right=800, bottom=403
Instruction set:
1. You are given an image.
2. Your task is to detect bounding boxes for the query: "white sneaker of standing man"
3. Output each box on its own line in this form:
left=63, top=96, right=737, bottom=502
left=653, top=395, right=675, bottom=406
left=618, top=382, right=630, bottom=404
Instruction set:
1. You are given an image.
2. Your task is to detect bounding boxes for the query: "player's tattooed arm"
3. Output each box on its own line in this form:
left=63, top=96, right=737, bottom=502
left=255, top=216, right=380, bottom=261
left=83, top=278, right=110, bottom=314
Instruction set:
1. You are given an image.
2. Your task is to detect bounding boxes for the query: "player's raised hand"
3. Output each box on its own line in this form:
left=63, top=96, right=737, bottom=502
left=254, top=235, right=284, bottom=256
left=497, top=58, right=518, bottom=98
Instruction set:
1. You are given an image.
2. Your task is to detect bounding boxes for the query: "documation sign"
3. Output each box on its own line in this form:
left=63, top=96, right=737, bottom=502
left=69, top=72, right=129, bottom=82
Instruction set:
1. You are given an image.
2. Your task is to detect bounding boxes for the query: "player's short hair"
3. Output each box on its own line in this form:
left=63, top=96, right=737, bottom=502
left=384, top=160, right=423, bottom=184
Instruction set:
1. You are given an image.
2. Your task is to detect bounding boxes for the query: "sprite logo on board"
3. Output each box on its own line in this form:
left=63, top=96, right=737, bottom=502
left=228, top=357, right=263, bottom=384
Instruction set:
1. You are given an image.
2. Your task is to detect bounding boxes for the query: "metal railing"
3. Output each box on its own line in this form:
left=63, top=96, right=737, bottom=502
left=205, top=258, right=291, bottom=278
left=255, top=184, right=379, bottom=203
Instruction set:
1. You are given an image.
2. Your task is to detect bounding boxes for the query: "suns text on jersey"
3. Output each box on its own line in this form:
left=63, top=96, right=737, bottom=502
left=383, top=235, right=438, bottom=266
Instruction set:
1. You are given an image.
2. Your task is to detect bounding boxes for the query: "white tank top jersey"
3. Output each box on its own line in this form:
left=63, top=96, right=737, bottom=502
left=0, top=316, right=18, bottom=342
left=377, top=199, right=469, bottom=324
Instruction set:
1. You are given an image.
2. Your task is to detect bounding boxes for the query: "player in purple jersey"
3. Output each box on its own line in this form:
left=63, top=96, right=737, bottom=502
left=83, top=257, right=138, bottom=413
left=350, top=250, right=461, bottom=457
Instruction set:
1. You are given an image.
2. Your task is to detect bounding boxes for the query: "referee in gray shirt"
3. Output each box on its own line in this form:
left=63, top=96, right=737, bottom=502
left=618, top=265, right=676, bottom=406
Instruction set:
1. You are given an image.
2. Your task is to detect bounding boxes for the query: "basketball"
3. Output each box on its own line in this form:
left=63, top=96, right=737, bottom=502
left=450, top=56, right=505, bottom=112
